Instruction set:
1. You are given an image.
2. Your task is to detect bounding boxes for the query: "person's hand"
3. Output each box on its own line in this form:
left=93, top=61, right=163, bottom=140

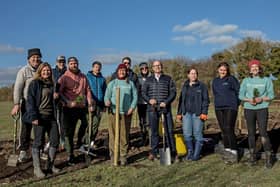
left=88, top=106, right=94, bottom=112
left=159, top=102, right=166, bottom=108
left=68, top=101, right=77, bottom=108
left=53, top=92, right=59, bottom=100
left=105, top=100, right=111, bottom=107
left=126, top=108, right=134, bottom=116
left=255, top=97, right=263, bottom=104
left=200, top=114, right=208, bottom=121
left=176, top=114, right=182, bottom=121
left=149, top=99, right=157, bottom=106
left=11, top=104, right=20, bottom=116
left=32, top=120, right=39, bottom=125
left=248, top=99, right=257, bottom=106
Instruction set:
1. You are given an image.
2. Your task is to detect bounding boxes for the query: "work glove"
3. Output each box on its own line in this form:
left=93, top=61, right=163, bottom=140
left=200, top=114, right=208, bottom=121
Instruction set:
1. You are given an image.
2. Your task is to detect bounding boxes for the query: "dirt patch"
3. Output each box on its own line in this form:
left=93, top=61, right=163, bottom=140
left=0, top=111, right=279, bottom=185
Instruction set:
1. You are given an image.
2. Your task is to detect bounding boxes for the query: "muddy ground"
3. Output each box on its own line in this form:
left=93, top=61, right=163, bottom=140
left=0, top=111, right=280, bottom=185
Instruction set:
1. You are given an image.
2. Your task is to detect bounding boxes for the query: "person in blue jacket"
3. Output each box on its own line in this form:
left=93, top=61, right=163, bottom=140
left=23, top=62, right=60, bottom=178
left=177, top=68, right=209, bottom=161
left=239, top=59, right=275, bottom=168
left=86, top=61, right=107, bottom=149
left=212, top=62, right=240, bottom=164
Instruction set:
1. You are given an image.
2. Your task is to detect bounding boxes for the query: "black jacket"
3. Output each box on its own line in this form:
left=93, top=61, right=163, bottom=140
left=142, top=74, right=176, bottom=112
left=22, top=79, right=56, bottom=123
left=177, top=80, right=209, bottom=116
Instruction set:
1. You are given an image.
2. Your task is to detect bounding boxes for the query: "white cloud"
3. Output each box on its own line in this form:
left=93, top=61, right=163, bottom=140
left=173, top=19, right=238, bottom=37
left=0, top=67, right=20, bottom=87
left=171, top=36, right=196, bottom=44
left=0, top=44, right=24, bottom=54
left=201, top=36, right=240, bottom=46
left=93, top=50, right=169, bottom=64
left=239, top=29, right=266, bottom=39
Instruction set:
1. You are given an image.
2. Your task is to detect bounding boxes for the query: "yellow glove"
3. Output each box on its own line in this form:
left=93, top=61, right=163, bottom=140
left=200, top=114, right=208, bottom=121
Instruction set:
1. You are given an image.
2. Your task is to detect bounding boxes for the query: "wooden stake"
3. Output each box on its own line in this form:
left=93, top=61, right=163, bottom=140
left=114, top=87, right=120, bottom=166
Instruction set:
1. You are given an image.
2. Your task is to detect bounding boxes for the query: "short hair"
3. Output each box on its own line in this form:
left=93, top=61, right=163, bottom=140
left=122, top=56, right=131, bottom=63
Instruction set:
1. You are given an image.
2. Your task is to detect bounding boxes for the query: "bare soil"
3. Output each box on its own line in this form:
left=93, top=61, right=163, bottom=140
left=0, top=111, right=279, bottom=185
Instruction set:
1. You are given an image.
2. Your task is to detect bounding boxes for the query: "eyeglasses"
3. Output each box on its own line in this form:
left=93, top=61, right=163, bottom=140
left=123, top=61, right=131, bottom=65
left=141, top=67, right=148, bottom=70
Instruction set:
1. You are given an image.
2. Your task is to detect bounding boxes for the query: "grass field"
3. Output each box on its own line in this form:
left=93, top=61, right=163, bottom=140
left=15, top=154, right=280, bottom=186
left=1, top=101, right=280, bottom=186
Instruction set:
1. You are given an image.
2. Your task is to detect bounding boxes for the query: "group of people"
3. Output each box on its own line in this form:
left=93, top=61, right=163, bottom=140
left=10, top=47, right=275, bottom=178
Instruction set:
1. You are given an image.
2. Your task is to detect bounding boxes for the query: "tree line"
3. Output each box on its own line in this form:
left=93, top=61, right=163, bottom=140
left=1, top=37, right=279, bottom=102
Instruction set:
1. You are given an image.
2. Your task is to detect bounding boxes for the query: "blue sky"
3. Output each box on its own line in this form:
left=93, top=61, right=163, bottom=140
left=0, top=0, right=279, bottom=86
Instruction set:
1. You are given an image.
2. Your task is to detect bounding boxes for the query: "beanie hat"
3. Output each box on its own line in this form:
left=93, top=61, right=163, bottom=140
left=139, top=62, right=148, bottom=69
left=248, top=59, right=261, bottom=68
left=27, top=48, right=42, bottom=59
left=117, top=63, right=127, bottom=71
left=92, top=61, right=102, bottom=67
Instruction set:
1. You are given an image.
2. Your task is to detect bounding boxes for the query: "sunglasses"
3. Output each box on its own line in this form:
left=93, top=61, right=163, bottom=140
left=123, top=62, right=131, bottom=65
left=58, top=60, right=66, bottom=63
left=141, top=67, right=148, bottom=70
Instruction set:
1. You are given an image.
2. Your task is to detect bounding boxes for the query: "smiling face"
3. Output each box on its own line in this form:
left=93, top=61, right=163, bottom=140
left=56, top=59, right=66, bottom=70
left=28, top=55, right=41, bottom=69
left=117, top=68, right=127, bottom=79
left=250, top=64, right=260, bottom=76
left=92, top=63, right=101, bottom=75
left=40, top=66, right=52, bottom=79
left=68, top=59, right=79, bottom=73
left=217, top=65, right=228, bottom=78
left=188, top=69, right=198, bottom=82
left=152, top=60, right=162, bottom=74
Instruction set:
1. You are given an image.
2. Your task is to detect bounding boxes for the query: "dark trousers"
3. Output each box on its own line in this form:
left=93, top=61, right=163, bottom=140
left=215, top=109, right=238, bottom=150
left=63, top=107, right=87, bottom=155
left=19, top=100, right=32, bottom=151
left=137, top=104, right=149, bottom=132
left=149, top=110, right=176, bottom=156
left=32, top=119, right=59, bottom=149
left=244, top=108, right=271, bottom=152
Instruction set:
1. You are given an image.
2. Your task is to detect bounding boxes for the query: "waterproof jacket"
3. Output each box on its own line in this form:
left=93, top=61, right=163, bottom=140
left=53, top=66, right=66, bottom=83
left=142, top=74, right=176, bottom=112
left=137, top=72, right=150, bottom=104
left=86, top=71, right=107, bottom=107
left=22, top=79, right=56, bottom=123
left=177, top=80, right=209, bottom=116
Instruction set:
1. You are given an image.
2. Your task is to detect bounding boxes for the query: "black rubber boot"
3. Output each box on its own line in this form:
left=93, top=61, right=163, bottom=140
left=248, top=149, right=257, bottom=166
left=265, top=151, right=273, bottom=169
left=47, top=147, right=60, bottom=173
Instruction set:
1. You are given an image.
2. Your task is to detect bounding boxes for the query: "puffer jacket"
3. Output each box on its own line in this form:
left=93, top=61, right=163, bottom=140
left=142, top=74, right=176, bottom=111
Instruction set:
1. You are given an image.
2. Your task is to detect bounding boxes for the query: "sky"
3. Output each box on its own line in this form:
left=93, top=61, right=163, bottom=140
left=0, top=0, right=279, bottom=86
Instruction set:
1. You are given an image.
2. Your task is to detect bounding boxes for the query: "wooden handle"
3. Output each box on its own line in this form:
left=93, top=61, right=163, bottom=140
left=114, top=87, right=120, bottom=166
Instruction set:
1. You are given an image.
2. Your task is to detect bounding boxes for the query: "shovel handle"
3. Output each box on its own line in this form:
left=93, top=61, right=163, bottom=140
left=12, top=114, right=19, bottom=154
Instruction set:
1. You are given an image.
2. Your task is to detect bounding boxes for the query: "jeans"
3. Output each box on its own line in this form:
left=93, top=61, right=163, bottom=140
left=149, top=110, right=176, bottom=156
left=244, top=108, right=271, bottom=152
left=215, top=109, right=237, bottom=150
left=182, top=113, right=204, bottom=142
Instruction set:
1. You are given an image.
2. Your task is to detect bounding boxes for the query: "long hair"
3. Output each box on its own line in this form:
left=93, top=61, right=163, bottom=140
left=217, top=62, right=231, bottom=77
left=34, top=62, right=54, bottom=84
left=187, top=67, right=199, bottom=81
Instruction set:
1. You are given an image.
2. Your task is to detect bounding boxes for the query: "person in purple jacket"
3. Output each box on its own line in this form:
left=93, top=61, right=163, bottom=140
left=212, top=62, right=240, bottom=164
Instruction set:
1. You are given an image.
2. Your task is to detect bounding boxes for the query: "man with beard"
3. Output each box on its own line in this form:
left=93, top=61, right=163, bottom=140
left=11, top=48, right=42, bottom=162
left=57, top=57, right=93, bottom=165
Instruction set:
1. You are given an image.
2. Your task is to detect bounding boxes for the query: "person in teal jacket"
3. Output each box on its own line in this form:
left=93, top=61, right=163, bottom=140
left=104, top=63, right=138, bottom=166
left=239, top=59, right=275, bottom=169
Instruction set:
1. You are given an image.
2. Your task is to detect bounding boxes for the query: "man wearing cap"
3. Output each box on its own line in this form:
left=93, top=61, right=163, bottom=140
left=52, top=55, right=67, bottom=150
left=137, top=62, right=151, bottom=145
left=86, top=61, right=107, bottom=149
left=57, top=57, right=93, bottom=165
left=11, top=48, right=42, bottom=162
